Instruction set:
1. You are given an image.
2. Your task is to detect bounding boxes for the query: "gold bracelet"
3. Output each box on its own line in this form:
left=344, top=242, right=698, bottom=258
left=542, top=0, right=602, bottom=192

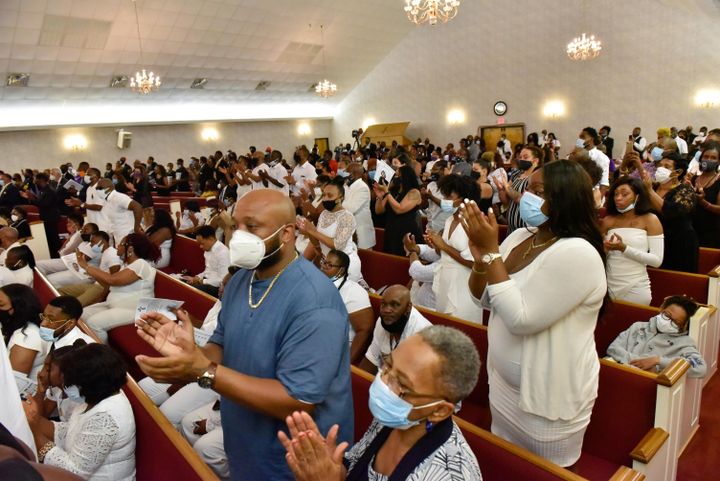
left=471, top=263, right=487, bottom=275
left=38, top=441, right=55, bottom=462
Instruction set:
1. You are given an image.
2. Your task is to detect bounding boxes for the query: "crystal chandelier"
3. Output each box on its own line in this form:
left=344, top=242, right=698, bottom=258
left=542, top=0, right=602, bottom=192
left=566, top=33, right=602, bottom=61
left=315, top=79, right=337, bottom=98
left=315, top=25, right=336, bottom=98
left=404, top=0, right=461, bottom=26
left=130, top=0, right=160, bottom=94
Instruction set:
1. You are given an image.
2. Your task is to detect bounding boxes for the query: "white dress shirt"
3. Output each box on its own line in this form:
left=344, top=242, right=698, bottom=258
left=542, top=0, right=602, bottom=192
left=588, top=147, right=610, bottom=187
left=200, top=240, right=230, bottom=287
left=674, top=136, right=688, bottom=155
left=291, top=161, right=317, bottom=196
left=364, top=307, right=432, bottom=367
left=102, top=190, right=136, bottom=244
left=342, top=179, right=375, bottom=249
left=268, top=163, right=290, bottom=196
left=85, top=184, right=109, bottom=232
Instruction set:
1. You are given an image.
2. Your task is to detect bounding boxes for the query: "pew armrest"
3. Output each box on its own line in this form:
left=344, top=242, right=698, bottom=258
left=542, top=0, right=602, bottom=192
left=708, top=264, right=719, bottom=278
left=630, top=427, right=669, bottom=463
left=609, top=466, right=646, bottom=481
left=656, top=358, right=690, bottom=387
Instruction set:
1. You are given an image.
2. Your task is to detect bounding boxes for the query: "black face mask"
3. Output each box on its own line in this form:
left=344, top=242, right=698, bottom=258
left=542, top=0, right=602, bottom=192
left=322, top=199, right=338, bottom=211
left=517, top=160, right=533, bottom=171
left=470, top=171, right=481, bottom=180
left=700, top=160, right=719, bottom=173
left=429, top=174, right=439, bottom=182
left=80, top=233, right=91, bottom=242
left=381, top=312, right=410, bottom=334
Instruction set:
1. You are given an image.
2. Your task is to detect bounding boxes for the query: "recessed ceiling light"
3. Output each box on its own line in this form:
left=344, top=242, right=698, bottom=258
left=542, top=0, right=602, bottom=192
left=191, top=78, right=208, bottom=89
left=6, top=73, right=29, bottom=87
left=110, top=75, right=128, bottom=88
left=255, top=80, right=271, bottom=91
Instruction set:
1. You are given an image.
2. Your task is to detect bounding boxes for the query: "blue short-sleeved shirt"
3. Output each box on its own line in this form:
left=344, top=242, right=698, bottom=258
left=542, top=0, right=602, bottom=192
left=209, top=257, right=354, bottom=481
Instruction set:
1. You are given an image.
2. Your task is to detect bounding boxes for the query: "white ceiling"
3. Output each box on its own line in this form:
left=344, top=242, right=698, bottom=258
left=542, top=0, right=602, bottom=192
left=0, top=0, right=414, bottom=125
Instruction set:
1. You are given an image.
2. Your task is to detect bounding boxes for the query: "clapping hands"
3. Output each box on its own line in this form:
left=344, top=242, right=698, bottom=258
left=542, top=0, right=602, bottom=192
left=458, top=200, right=500, bottom=261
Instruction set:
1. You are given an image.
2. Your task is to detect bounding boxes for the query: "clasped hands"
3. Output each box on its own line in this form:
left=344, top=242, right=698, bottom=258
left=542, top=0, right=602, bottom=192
left=134, top=309, right=211, bottom=383
left=603, top=233, right=626, bottom=252
left=629, top=356, right=660, bottom=371
left=277, top=411, right=348, bottom=481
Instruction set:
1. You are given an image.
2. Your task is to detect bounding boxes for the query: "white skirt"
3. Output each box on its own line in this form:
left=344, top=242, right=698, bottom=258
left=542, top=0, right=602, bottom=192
left=489, top=367, right=593, bottom=467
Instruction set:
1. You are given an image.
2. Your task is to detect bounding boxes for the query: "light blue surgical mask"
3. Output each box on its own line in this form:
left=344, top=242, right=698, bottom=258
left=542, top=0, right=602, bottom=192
left=39, top=326, right=58, bottom=342
left=90, top=243, right=103, bottom=255
left=63, top=385, right=86, bottom=404
left=368, top=375, right=444, bottom=430
left=440, top=199, right=457, bottom=214
left=337, top=168, right=349, bottom=178
left=576, top=138, right=586, bottom=149
left=368, top=170, right=376, bottom=181
left=519, top=191, right=549, bottom=227
left=0, top=180, right=4, bottom=187
left=651, top=146, right=664, bottom=162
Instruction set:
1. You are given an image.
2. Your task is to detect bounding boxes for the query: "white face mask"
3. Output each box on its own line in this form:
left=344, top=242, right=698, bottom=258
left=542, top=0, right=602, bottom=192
left=655, top=167, right=672, bottom=184
left=84, top=175, right=92, bottom=184
left=11, top=214, right=19, bottom=222
left=229, top=225, right=285, bottom=269
left=617, top=195, right=637, bottom=214
left=654, top=313, right=680, bottom=334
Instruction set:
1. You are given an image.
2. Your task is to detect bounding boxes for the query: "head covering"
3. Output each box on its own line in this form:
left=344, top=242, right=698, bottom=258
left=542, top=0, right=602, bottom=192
left=657, top=127, right=671, bottom=138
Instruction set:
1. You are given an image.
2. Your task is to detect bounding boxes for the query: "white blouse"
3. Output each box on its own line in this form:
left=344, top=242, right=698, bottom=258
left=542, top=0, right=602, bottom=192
left=46, top=392, right=136, bottom=480
left=107, top=258, right=156, bottom=303
left=8, top=323, right=50, bottom=381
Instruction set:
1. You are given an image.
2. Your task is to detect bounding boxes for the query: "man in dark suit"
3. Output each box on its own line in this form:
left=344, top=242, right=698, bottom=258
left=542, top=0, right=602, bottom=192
left=20, top=173, right=61, bottom=257
left=0, top=172, right=21, bottom=209
left=600, top=125, right=615, bottom=160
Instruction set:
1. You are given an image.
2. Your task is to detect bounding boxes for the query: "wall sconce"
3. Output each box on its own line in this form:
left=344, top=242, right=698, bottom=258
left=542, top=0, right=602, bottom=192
left=362, top=117, right=376, bottom=130
left=542, top=100, right=566, bottom=119
left=297, top=122, right=311, bottom=136
left=695, top=89, right=720, bottom=109
left=201, top=127, right=219, bottom=141
left=447, top=109, right=466, bottom=125
left=63, top=134, right=87, bottom=151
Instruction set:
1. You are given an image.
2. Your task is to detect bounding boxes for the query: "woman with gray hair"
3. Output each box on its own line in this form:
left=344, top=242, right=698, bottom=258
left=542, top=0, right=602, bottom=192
left=278, top=325, right=483, bottom=480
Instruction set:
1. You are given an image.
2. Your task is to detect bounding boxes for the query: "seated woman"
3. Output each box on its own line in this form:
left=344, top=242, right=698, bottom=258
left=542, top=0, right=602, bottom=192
left=601, top=177, right=664, bottom=305
left=79, top=233, right=159, bottom=342
left=146, top=209, right=175, bottom=269
left=0, top=245, right=35, bottom=287
left=606, top=295, right=706, bottom=378
left=175, top=200, right=205, bottom=237
left=23, top=343, right=136, bottom=480
left=10, top=206, right=31, bottom=239
left=34, top=340, right=89, bottom=422
left=298, top=179, right=364, bottom=283
left=319, top=249, right=374, bottom=364
left=278, top=326, right=482, bottom=480
left=0, top=283, right=46, bottom=381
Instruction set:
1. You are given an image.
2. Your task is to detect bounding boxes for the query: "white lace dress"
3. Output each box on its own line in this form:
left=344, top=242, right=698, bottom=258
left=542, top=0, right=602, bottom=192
left=316, top=209, right=363, bottom=282
left=45, top=392, right=136, bottom=480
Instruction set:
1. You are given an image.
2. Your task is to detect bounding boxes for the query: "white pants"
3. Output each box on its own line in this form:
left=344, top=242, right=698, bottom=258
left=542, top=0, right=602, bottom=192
left=82, top=295, right=139, bottom=343
left=37, top=258, right=66, bottom=276
left=181, top=401, right=228, bottom=479
left=137, top=377, right=172, bottom=406
left=47, top=270, right=92, bottom=289
left=159, top=383, right=218, bottom=429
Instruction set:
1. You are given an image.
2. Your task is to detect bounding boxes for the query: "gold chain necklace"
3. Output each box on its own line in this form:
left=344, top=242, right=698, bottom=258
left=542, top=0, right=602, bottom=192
left=522, top=234, right=559, bottom=259
left=248, top=253, right=298, bottom=309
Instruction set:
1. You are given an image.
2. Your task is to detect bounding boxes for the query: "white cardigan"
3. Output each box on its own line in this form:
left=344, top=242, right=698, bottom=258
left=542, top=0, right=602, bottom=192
left=476, top=228, right=607, bottom=421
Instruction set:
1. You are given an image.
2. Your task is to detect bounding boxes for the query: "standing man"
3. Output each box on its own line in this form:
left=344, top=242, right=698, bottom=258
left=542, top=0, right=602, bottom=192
left=0, top=172, right=21, bottom=209
left=65, top=168, right=109, bottom=233
left=599, top=125, right=614, bottom=160
left=342, top=162, right=375, bottom=249
left=631, top=127, right=646, bottom=155
left=286, top=146, right=317, bottom=203
left=20, top=173, right=61, bottom=257
left=136, top=189, right=353, bottom=481
left=671, top=127, right=688, bottom=158
left=96, top=178, right=143, bottom=245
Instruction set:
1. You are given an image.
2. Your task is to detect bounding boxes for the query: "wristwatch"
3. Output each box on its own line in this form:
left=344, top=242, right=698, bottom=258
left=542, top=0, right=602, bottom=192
left=480, top=252, right=502, bottom=265
left=197, top=362, right=218, bottom=389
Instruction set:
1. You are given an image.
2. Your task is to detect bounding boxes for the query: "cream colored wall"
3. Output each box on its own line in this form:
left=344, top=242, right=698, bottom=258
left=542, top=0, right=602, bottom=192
left=332, top=0, right=720, bottom=156
left=0, top=119, right=331, bottom=174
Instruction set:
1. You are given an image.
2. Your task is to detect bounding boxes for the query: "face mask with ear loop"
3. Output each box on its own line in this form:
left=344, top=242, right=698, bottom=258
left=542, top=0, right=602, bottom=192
left=229, top=225, right=287, bottom=269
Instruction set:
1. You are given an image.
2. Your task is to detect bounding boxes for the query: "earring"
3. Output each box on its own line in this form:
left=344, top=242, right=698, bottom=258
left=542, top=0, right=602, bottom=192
left=425, top=420, right=434, bottom=433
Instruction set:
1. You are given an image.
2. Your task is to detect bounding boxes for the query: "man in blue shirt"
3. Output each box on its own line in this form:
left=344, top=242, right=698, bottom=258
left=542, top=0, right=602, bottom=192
left=136, top=189, right=354, bottom=480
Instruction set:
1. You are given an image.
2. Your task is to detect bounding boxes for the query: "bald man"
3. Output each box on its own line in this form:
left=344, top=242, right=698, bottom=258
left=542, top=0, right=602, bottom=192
left=359, top=284, right=433, bottom=375
left=0, top=227, right=20, bottom=267
left=136, top=189, right=353, bottom=481
left=96, top=178, right=143, bottom=244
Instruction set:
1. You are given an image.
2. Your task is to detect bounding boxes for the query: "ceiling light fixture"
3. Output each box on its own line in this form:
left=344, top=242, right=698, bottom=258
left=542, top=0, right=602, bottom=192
left=695, top=89, right=720, bottom=109
left=404, top=0, right=461, bottom=26
left=129, top=0, right=160, bottom=94
left=566, top=33, right=602, bottom=61
left=315, top=25, right=337, bottom=98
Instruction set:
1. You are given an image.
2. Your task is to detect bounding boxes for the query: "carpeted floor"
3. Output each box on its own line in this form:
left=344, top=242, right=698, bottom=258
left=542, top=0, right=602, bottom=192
left=676, top=369, right=720, bottom=480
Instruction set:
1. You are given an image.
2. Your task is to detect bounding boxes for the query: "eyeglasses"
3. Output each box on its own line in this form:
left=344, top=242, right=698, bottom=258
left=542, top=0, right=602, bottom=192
left=379, top=354, right=445, bottom=401
left=320, top=259, right=342, bottom=269
left=39, top=313, right=67, bottom=325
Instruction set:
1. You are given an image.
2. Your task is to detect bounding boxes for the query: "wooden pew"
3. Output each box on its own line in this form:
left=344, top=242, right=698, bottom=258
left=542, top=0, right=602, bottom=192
left=108, top=271, right=217, bottom=380
left=25, top=221, right=50, bottom=260
left=351, top=367, right=644, bottom=481
left=367, top=295, right=683, bottom=481
left=358, top=249, right=411, bottom=291
left=697, top=247, right=720, bottom=276
left=32, top=269, right=219, bottom=481
left=373, top=227, right=384, bottom=252
left=160, top=234, right=206, bottom=276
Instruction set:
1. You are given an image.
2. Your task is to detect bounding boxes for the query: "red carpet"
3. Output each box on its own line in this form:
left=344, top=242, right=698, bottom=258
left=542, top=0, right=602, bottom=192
left=677, top=370, right=720, bottom=480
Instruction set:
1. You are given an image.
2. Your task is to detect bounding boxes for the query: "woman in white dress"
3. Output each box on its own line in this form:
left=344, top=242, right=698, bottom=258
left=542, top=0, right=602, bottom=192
left=601, top=177, right=664, bottom=305
left=23, top=343, right=136, bottom=481
left=462, top=160, right=607, bottom=467
left=298, top=179, right=364, bottom=283
left=424, top=174, right=484, bottom=322
left=79, top=233, right=159, bottom=342
left=319, top=249, right=374, bottom=364
left=146, top=209, right=175, bottom=269
left=0, top=283, right=47, bottom=380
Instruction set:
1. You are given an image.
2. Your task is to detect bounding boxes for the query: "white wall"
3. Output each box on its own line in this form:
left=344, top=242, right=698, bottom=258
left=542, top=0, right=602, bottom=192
left=333, top=0, right=720, bottom=155
left=0, top=119, right=331, bottom=173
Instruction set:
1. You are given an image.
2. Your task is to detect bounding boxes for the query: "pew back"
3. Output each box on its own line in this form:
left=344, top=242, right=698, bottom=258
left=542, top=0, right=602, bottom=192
left=698, top=247, right=720, bottom=276
left=647, top=268, right=709, bottom=306
left=358, top=249, right=411, bottom=291
left=161, top=234, right=205, bottom=275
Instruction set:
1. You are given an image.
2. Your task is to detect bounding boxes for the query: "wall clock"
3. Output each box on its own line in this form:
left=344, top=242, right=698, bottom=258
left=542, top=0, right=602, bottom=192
left=493, top=101, right=507, bottom=116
